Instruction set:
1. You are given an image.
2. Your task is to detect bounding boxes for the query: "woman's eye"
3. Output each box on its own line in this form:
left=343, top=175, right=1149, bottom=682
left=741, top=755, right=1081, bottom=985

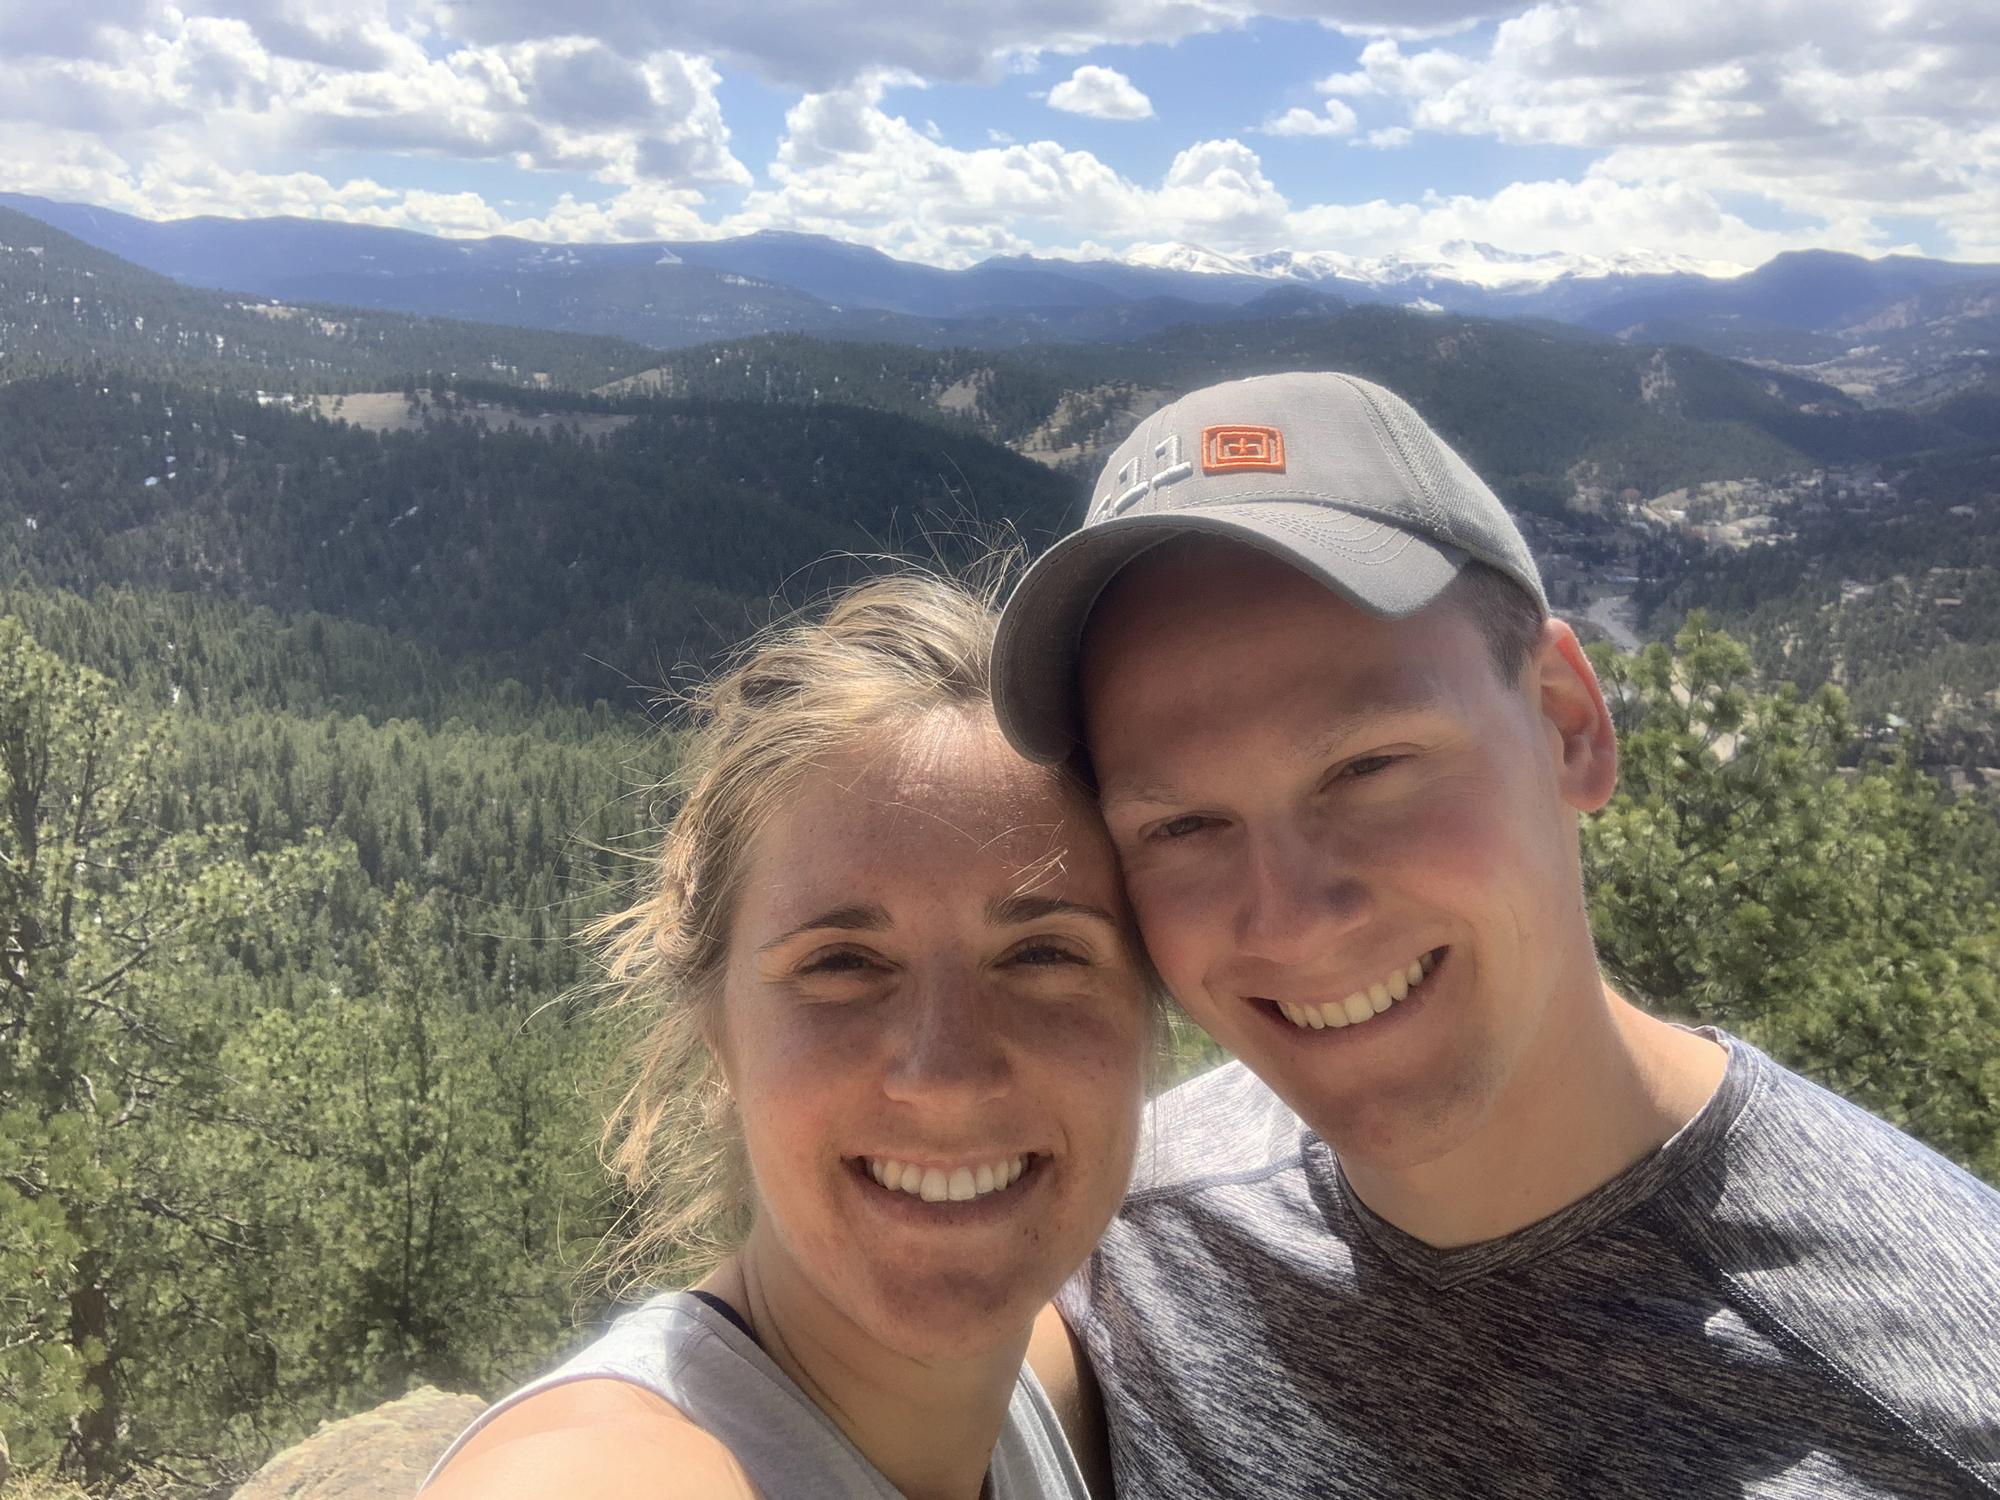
left=798, top=948, right=878, bottom=977
left=1006, top=940, right=1087, bottom=968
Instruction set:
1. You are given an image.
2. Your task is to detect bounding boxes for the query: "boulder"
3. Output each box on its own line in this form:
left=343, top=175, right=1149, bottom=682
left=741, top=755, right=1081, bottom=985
left=232, top=1386, right=486, bottom=1499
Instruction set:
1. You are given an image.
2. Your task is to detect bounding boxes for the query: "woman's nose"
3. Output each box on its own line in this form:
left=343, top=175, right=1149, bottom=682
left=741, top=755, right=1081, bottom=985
left=881, top=974, right=1011, bottom=1107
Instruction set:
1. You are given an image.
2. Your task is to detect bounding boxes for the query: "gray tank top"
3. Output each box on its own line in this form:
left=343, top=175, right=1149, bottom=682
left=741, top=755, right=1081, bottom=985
left=422, top=1291, right=1092, bottom=1499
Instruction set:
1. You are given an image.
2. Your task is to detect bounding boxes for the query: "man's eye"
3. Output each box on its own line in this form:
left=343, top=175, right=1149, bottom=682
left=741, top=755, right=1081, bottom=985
left=1150, top=814, right=1214, bottom=841
left=1339, top=754, right=1401, bottom=779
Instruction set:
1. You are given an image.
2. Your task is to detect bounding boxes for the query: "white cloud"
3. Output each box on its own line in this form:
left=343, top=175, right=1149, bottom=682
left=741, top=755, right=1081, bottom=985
left=0, top=0, right=1992, bottom=268
left=432, top=0, right=1517, bottom=90
left=1403, top=176, right=1797, bottom=263
left=1315, top=66, right=1377, bottom=96
left=714, top=75, right=1301, bottom=262
left=1259, top=99, right=1359, bottom=136
left=505, top=183, right=718, bottom=241
left=1155, top=139, right=1290, bottom=243
left=0, top=7, right=748, bottom=238
left=0, top=127, right=474, bottom=230
left=726, top=74, right=1138, bottom=261
left=1047, top=65, right=1155, bottom=120
left=1333, top=1, right=2000, bottom=260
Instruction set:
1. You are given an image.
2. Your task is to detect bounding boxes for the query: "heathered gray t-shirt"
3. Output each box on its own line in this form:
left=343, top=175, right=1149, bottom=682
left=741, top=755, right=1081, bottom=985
left=1058, top=1033, right=2000, bottom=1498
left=424, top=1291, right=1091, bottom=1499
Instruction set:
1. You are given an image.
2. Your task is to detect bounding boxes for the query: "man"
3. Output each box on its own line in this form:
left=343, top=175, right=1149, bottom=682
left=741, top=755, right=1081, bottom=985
left=994, top=372, right=2000, bottom=1498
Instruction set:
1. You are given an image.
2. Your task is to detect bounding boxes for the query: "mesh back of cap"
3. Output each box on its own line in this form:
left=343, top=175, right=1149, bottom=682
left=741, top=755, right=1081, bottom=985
left=1349, top=376, right=1546, bottom=612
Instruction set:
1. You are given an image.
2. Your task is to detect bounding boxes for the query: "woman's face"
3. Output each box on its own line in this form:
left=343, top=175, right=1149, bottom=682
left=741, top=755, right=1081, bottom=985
left=718, top=710, right=1149, bottom=1361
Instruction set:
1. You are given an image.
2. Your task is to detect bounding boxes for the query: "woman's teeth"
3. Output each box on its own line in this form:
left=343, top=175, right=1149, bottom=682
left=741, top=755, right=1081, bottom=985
left=1276, top=950, right=1438, bottom=1032
left=866, top=1156, right=1029, bottom=1203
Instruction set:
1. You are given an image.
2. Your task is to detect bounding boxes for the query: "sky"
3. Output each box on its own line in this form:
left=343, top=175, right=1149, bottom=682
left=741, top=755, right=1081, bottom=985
left=1, top=0, right=1995, bottom=270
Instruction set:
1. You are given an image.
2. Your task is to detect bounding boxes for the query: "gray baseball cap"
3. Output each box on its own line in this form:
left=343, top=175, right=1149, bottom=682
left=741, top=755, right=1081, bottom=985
left=992, top=370, right=1548, bottom=764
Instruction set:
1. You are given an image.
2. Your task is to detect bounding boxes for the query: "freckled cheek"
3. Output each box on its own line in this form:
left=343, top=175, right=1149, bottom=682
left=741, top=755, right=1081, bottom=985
left=728, top=1009, right=885, bottom=1157
left=1012, top=1002, right=1148, bottom=1147
left=1023, top=999, right=1147, bottom=1077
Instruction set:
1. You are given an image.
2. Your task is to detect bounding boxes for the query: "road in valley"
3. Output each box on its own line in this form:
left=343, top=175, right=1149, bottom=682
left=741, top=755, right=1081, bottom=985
left=1584, top=594, right=1643, bottom=653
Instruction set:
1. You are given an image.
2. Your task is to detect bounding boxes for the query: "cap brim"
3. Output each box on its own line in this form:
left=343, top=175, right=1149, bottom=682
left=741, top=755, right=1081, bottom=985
left=993, top=503, right=1467, bottom=764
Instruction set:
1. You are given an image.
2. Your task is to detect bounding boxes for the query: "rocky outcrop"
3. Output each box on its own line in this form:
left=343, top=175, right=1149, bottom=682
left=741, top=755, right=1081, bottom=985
left=231, top=1386, right=485, bottom=1499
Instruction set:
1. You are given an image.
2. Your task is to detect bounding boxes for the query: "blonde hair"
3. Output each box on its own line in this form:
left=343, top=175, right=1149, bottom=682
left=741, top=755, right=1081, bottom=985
left=586, top=564, right=1058, bottom=1292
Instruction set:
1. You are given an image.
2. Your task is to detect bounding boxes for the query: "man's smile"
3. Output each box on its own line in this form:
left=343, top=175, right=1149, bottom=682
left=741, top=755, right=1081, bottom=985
left=1253, top=947, right=1446, bottom=1033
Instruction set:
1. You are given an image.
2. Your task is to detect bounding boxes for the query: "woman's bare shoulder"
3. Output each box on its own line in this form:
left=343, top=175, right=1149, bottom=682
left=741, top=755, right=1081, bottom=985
left=1027, top=1303, right=1112, bottom=1500
left=423, top=1377, right=760, bottom=1499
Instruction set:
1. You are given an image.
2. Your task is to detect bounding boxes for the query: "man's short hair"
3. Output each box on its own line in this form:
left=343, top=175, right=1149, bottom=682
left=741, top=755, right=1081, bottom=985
left=1450, top=561, right=1546, bottom=686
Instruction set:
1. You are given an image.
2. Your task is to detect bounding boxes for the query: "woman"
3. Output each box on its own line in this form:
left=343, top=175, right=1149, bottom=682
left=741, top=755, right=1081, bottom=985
left=423, top=573, right=1149, bottom=1499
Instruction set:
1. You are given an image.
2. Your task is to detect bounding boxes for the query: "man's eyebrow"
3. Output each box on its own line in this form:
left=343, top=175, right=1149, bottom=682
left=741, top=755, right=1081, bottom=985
left=758, top=902, right=890, bottom=953
left=1097, top=778, right=1189, bottom=812
left=1097, top=691, right=1451, bottom=810
left=987, top=892, right=1120, bottom=929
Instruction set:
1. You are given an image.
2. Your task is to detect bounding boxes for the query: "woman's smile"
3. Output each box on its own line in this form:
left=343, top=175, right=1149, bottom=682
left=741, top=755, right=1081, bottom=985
left=848, top=1152, right=1052, bottom=1225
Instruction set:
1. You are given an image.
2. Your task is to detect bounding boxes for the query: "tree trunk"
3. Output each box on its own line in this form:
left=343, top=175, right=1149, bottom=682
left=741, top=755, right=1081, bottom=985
left=66, top=1245, right=120, bottom=1484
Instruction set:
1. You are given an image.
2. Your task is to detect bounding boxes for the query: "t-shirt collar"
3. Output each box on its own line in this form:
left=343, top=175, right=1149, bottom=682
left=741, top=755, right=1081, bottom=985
left=1303, top=1028, right=1759, bottom=1288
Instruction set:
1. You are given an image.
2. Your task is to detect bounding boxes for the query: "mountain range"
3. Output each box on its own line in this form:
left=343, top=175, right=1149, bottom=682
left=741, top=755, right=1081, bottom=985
left=3, top=196, right=1988, bottom=510
left=0, top=204, right=660, bottom=391
left=0, top=181, right=1995, bottom=763
left=6, top=192, right=1997, bottom=403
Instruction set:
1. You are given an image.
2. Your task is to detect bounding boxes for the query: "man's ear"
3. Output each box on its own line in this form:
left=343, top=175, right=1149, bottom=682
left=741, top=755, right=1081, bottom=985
left=1532, top=620, right=1617, bottom=813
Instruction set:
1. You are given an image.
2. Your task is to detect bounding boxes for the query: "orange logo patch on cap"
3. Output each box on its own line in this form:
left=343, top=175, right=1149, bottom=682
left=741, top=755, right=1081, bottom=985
left=1201, top=424, right=1286, bottom=474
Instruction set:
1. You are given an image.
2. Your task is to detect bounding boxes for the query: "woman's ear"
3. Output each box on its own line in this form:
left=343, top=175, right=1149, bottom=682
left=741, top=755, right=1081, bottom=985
left=1533, top=620, right=1618, bottom=813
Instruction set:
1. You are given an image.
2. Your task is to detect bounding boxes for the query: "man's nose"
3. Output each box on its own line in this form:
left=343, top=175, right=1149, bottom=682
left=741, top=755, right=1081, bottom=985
left=1236, top=822, right=1374, bottom=966
left=882, top=973, right=1011, bottom=1107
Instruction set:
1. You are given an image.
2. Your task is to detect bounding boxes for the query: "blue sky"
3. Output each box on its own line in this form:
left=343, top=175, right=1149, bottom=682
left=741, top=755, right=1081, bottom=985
left=321, top=23, right=1608, bottom=228
left=0, top=2, right=1991, bottom=268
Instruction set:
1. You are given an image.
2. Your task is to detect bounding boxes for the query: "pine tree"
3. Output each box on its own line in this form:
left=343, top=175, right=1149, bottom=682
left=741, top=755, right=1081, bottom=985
left=0, top=618, right=336, bottom=1480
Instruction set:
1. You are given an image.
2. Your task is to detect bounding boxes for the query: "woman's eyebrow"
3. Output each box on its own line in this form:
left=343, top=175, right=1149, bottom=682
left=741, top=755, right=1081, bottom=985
left=988, top=893, right=1119, bottom=929
left=758, top=903, right=890, bottom=953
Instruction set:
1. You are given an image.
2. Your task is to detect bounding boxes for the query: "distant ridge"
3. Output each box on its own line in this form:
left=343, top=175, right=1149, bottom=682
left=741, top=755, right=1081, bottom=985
left=0, top=203, right=662, bottom=391
left=6, top=191, right=1997, bottom=375
left=5, top=189, right=1999, bottom=417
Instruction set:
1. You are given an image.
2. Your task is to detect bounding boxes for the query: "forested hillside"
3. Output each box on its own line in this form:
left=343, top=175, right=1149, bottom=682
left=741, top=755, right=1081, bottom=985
left=0, top=597, right=643, bottom=1489
left=609, top=310, right=1971, bottom=500
left=1641, top=443, right=2000, bottom=765
left=0, top=374, right=1077, bottom=697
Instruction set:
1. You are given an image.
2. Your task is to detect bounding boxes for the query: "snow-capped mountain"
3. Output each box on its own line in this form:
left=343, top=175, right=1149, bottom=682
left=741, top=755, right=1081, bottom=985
left=1126, top=239, right=1748, bottom=293
left=2, top=191, right=1994, bottom=379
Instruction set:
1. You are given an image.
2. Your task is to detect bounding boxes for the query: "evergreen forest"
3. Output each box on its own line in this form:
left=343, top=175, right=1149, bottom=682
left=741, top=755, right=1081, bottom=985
left=1, top=224, right=1996, bottom=1497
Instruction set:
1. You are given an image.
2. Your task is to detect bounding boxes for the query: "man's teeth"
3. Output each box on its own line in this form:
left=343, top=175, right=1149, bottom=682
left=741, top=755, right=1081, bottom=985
left=866, top=1156, right=1029, bottom=1202
left=1277, top=951, right=1437, bottom=1032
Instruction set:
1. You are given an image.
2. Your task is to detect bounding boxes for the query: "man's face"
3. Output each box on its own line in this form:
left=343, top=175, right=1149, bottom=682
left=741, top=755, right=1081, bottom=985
left=1080, top=541, right=1614, bottom=1170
